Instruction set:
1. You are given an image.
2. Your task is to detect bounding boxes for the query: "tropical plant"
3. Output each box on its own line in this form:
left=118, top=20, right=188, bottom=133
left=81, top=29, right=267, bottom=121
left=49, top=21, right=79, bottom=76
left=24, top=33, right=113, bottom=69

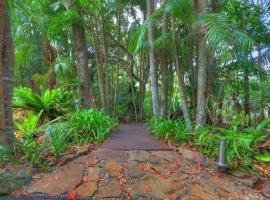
left=13, top=87, right=75, bottom=119
left=67, top=109, right=118, bottom=144
left=148, top=117, right=189, bottom=142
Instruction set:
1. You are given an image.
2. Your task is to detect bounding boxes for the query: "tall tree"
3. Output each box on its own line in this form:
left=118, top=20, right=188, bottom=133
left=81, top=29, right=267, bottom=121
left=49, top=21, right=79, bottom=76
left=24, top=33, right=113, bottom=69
left=147, top=0, right=160, bottom=116
left=160, top=2, right=168, bottom=119
left=172, top=17, right=193, bottom=131
left=0, top=0, right=15, bottom=148
left=72, top=6, right=93, bottom=108
left=196, top=0, right=207, bottom=127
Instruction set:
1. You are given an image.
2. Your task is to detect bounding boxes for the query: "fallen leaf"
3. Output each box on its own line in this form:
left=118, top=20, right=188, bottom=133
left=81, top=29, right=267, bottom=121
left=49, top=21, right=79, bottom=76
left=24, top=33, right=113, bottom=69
left=42, top=183, right=49, bottom=189
left=139, top=163, right=146, bottom=171
left=196, top=163, right=203, bottom=171
left=213, top=172, right=222, bottom=178
left=37, top=134, right=45, bottom=144
left=163, top=198, right=170, bottom=200
left=181, top=196, right=188, bottom=200
left=144, top=184, right=152, bottom=192
left=83, top=175, right=88, bottom=183
left=172, top=192, right=178, bottom=200
left=161, top=174, right=169, bottom=180
left=67, top=191, right=77, bottom=200
left=118, top=176, right=127, bottom=185
left=98, top=176, right=104, bottom=182
left=124, top=194, right=132, bottom=200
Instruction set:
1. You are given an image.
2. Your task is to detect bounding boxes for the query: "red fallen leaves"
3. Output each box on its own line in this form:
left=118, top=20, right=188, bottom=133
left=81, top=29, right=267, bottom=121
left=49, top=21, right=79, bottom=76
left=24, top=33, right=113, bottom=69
left=42, top=182, right=49, bottom=189
left=181, top=196, right=189, bottom=200
left=144, top=184, right=152, bottom=192
left=118, top=176, right=127, bottom=185
left=98, top=175, right=104, bottom=182
left=124, top=194, right=132, bottom=200
left=119, top=164, right=125, bottom=173
left=83, top=175, right=88, bottom=183
left=172, top=192, right=178, bottom=200
left=139, top=163, right=147, bottom=171
left=37, top=134, right=45, bottom=144
left=160, top=174, right=169, bottom=180
left=67, top=191, right=77, bottom=200
left=213, top=172, right=222, bottom=178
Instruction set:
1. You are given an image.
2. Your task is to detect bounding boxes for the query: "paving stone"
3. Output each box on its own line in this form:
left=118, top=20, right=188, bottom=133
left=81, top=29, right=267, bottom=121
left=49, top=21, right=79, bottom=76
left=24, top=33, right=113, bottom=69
left=0, top=169, right=30, bottom=195
left=87, top=167, right=100, bottom=181
left=262, top=182, right=270, bottom=198
left=96, top=180, right=122, bottom=198
left=126, top=162, right=145, bottom=178
left=178, top=145, right=205, bottom=162
left=27, top=166, right=84, bottom=196
left=92, top=149, right=127, bottom=162
left=233, top=175, right=260, bottom=188
left=127, top=150, right=150, bottom=162
left=104, top=161, right=123, bottom=177
left=150, top=151, right=180, bottom=162
left=130, top=175, right=181, bottom=199
left=189, top=184, right=219, bottom=200
left=76, top=182, right=97, bottom=197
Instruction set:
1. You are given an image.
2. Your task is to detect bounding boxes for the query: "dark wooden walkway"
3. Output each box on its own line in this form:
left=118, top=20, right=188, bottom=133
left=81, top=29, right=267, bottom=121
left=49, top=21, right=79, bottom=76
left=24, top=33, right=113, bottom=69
left=99, top=123, right=172, bottom=150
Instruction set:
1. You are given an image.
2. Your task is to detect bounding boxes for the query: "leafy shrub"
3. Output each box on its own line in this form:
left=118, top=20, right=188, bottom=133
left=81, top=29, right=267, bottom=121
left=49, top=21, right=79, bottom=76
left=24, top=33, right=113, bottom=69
left=14, top=111, right=43, bottom=138
left=195, top=116, right=269, bottom=168
left=67, top=109, right=118, bottom=144
left=13, top=87, right=75, bottom=120
left=148, top=117, right=189, bottom=142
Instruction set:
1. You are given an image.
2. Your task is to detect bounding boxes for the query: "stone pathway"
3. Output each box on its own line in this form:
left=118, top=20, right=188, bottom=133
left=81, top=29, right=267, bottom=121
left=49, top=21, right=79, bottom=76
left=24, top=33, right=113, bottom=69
left=12, top=124, right=268, bottom=199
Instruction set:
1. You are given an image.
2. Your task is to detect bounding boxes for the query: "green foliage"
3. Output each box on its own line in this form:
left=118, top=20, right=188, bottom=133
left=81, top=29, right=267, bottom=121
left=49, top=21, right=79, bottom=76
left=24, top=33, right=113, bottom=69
left=148, top=117, right=189, bottom=142
left=13, top=87, right=75, bottom=119
left=14, top=111, right=43, bottom=138
left=195, top=116, right=269, bottom=168
left=256, top=153, right=270, bottom=162
left=0, top=146, right=13, bottom=162
left=68, top=109, right=118, bottom=144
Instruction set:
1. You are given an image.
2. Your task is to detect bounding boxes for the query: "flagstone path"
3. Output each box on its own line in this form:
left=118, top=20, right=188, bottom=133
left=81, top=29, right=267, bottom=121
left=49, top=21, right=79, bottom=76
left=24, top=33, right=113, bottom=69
left=12, top=123, right=267, bottom=199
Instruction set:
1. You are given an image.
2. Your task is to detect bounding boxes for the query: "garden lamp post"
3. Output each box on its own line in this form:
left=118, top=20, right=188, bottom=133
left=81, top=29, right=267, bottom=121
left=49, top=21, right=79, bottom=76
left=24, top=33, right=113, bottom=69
left=216, top=139, right=229, bottom=172
left=74, top=98, right=81, bottom=111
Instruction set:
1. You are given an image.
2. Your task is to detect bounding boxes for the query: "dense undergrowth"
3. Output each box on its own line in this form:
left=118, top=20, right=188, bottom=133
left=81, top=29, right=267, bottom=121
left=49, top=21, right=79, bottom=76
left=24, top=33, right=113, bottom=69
left=1, top=87, right=118, bottom=168
left=148, top=116, right=270, bottom=171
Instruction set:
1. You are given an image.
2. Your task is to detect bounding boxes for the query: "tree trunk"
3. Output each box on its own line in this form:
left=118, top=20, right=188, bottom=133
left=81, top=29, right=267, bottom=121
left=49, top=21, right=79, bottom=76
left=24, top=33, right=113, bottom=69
left=160, top=11, right=168, bottom=119
left=0, top=1, right=15, bottom=149
left=147, top=0, right=160, bottom=117
left=100, top=7, right=110, bottom=113
left=196, top=0, right=207, bottom=127
left=172, top=18, right=192, bottom=132
left=89, top=19, right=107, bottom=112
left=113, top=0, right=122, bottom=117
left=243, top=67, right=250, bottom=116
left=72, top=19, right=92, bottom=109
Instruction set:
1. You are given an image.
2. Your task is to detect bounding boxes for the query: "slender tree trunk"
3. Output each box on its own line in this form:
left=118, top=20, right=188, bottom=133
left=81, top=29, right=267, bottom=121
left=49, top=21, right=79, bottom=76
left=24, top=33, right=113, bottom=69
left=89, top=20, right=107, bottom=111
left=72, top=19, right=92, bottom=108
left=187, top=36, right=196, bottom=115
left=160, top=10, right=168, bottom=119
left=0, top=1, right=14, bottom=149
left=243, top=67, right=250, bottom=116
left=196, top=0, right=207, bottom=127
left=113, top=0, right=122, bottom=117
left=257, top=46, right=264, bottom=120
left=172, top=18, right=192, bottom=131
left=100, top=7, right=110, bottom=113
left=147, top=0, right=160, bottom=117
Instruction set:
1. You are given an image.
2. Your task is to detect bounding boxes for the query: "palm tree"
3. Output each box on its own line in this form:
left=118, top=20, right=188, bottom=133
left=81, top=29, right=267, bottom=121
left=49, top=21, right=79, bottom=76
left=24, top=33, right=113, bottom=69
left=0, top=0, right=15, bottom=148
left=147, top=0, right=160, bottom=117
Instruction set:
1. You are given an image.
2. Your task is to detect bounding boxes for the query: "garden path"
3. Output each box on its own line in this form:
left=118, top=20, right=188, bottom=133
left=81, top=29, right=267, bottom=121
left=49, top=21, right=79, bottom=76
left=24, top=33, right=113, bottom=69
left=100, top=123, right=171, bottom=150
left=12, top=123, right=267, bottom=199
